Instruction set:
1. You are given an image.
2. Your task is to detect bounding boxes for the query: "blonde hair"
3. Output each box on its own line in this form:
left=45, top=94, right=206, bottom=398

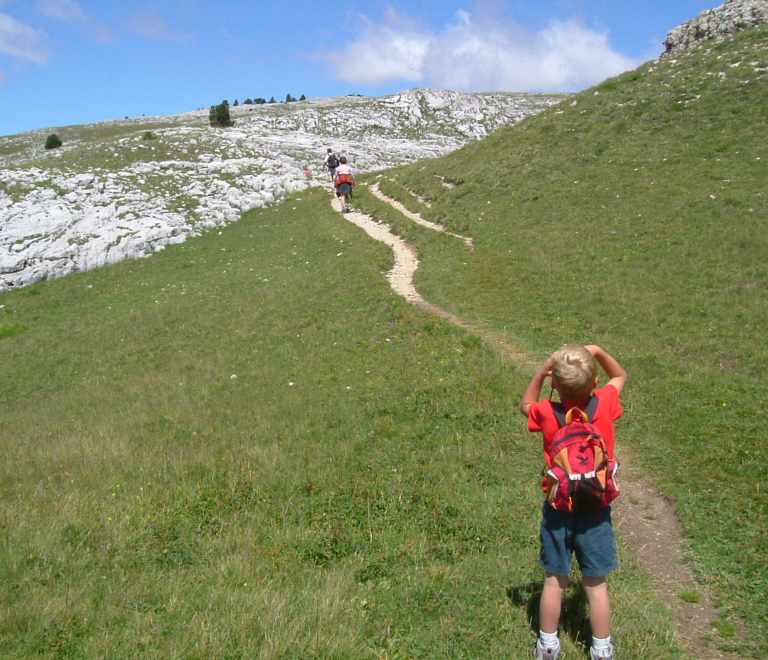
left=551, top=344, right=597, bottom=400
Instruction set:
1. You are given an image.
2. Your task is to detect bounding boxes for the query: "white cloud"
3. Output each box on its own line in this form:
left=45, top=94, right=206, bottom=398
left=126, top=10, right=191, bottom=42
left=316, top=8, right=433, bottom=86
left=37, top=0, right=89, bottom=23
left=317, top=6, right=643, bottom=93
left=36, top=0, right=112, bottom=43
left=0, top=12, right=50, bottom=65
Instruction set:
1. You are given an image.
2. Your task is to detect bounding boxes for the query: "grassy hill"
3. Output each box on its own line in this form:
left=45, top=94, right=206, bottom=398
left=360, top=24, right=768, bottom=658
left=3, top=192, right=683, bottom=660
left=1, top=25, right=766, bottom=660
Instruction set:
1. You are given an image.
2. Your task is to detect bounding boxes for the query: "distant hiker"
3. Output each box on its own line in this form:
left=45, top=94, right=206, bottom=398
left=324, top=148, right=340, bottom=181
left=323, top=148, right=331, bottom=177
left=334, top=156, right=355, bottom=213
left=520, top=344, right=627, bottom=660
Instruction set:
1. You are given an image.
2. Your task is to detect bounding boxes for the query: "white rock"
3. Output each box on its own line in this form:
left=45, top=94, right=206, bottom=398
left=0, top=88, right=566, bottom=291
left=664, top=0, right=768, bottom=54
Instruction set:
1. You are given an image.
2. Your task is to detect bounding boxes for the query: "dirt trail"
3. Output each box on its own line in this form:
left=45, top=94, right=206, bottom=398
left=334, top=188, right=737, bottom=660
left=369, top=182, right=474, bottom=249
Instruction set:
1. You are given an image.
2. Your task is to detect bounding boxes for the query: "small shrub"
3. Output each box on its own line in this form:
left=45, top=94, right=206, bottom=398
left=142, top=131, right=157, bottom=141
left=44, top=134, right=62, bottom=150
left=209, top=100, right=233, bottom=128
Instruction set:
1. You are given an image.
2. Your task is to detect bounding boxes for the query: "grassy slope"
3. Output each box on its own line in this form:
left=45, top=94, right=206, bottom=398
left=0, top=187, right=676, bottom=658
left=2, top=29, right=766, bottom=659
left=360, top=26, right=768, bottom=657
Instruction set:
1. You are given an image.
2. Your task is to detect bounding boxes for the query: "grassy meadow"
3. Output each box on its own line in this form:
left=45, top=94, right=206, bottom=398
left=358, top=25, right=768, bottom=658
left=0, top=188, right=676, bottom=659
left=2, top=23, right=767, bottom=660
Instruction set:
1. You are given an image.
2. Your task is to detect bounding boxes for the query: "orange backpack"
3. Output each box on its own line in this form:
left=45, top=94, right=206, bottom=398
left=545, top=397, right=620, bottom=512
left=335, top=173, right=354, bottom=188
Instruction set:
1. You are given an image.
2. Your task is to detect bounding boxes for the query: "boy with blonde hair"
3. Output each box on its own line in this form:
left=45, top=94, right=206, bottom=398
left=521, top=344, right=627, bottom=660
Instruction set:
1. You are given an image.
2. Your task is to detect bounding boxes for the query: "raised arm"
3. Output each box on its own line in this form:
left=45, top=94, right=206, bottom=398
left=584, top=345, right=627, bottom=395
left=520, top=354, right=555, bottom=416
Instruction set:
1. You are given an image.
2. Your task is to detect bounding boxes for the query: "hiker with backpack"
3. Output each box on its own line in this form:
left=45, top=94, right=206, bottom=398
left=324, top=148, right=340, bottom=181
left=334, top=156, right=355, bottom=213
left=520, top=344, right=627, bottom=660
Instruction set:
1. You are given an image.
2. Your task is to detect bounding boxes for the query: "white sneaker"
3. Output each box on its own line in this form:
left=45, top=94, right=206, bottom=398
left=590, top=642, right=615, bottom=660
left=533, top=639, right=561, bottom=660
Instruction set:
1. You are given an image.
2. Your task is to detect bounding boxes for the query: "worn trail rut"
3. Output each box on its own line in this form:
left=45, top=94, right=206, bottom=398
left=333, top=186, right=737, bottom=660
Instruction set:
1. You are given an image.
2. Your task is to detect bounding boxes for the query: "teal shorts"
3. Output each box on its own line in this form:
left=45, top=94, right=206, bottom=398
left=539, top=502, right=618, bottom=577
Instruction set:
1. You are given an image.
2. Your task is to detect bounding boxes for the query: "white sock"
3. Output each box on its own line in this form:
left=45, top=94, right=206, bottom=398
left=539, top=631, right=559, bottom=647
left=592, top=635, right=612, bottom=652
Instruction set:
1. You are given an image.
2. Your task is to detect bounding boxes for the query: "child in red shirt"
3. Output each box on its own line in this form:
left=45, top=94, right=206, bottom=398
left=521, top=344, right=627, bottom=660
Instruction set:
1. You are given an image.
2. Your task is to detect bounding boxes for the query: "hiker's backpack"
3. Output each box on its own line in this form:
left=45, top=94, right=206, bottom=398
left=545, top=396, right=620, bottom=512
left=327, top=154, right=340, bottom=168
left=335, top=173, right=354, bottom=188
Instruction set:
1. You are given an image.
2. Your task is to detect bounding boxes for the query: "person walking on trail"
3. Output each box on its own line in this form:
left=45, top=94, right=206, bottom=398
left=334, top=156, right=355, bottom=213
left=324, top=148, right=340, bottom=182
left=520, top=344, right=627, bottom=660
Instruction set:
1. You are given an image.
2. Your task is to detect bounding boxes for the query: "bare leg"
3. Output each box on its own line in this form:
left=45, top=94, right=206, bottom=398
left=583, top=575, right=611, bottom=639
left=540, top=572, right=568, bottom=634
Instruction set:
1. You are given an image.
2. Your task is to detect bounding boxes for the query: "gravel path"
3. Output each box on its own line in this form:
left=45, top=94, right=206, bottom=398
left=369, top=182, right=474, bottom=249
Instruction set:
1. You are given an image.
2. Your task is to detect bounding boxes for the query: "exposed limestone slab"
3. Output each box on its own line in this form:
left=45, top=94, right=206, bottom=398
left=664, top=0, right=768, bottom=54
left=0, top=88, right=566, bottom=291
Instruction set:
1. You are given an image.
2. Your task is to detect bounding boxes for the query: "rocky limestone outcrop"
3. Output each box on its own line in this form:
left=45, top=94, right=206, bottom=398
left=1, top=89, right=566, bottom=292
left=664, top=0, right=768, bottom=54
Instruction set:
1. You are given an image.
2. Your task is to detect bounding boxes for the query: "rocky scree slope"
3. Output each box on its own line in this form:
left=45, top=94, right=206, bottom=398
left=0, top=89, right=564, bottom=292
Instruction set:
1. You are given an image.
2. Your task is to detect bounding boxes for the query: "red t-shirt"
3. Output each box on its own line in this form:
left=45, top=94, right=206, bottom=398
left=528, top=385, right=623, bottom=490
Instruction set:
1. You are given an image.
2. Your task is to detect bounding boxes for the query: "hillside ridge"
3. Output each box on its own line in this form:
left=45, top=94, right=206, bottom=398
left=665, top=0, right=768, bottom=54
left=0, top=88, right=564, bottom=293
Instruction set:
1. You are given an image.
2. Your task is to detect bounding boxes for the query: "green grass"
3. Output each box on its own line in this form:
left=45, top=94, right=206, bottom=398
left=0, top=186, right=679, bottom=658
left=711, top=619, right=739, bottom=639
left=355, top=25, right=768, bottom=658
left=0, top=321, right=29, bottom=339
left=4, top=24, right=768, bottom=660
left=677, top=588, right=702, bottom=604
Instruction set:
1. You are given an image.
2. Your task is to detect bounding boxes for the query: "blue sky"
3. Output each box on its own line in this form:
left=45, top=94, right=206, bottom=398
left=1, top=0, right=718, bottom=137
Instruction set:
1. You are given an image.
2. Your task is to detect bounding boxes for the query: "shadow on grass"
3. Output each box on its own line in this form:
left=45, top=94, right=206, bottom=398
left=507, top=581, right=592, bottom=651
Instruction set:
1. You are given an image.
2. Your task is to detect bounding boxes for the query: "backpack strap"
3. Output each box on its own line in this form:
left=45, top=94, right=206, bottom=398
left=551, top=394, right=598, bottom=427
